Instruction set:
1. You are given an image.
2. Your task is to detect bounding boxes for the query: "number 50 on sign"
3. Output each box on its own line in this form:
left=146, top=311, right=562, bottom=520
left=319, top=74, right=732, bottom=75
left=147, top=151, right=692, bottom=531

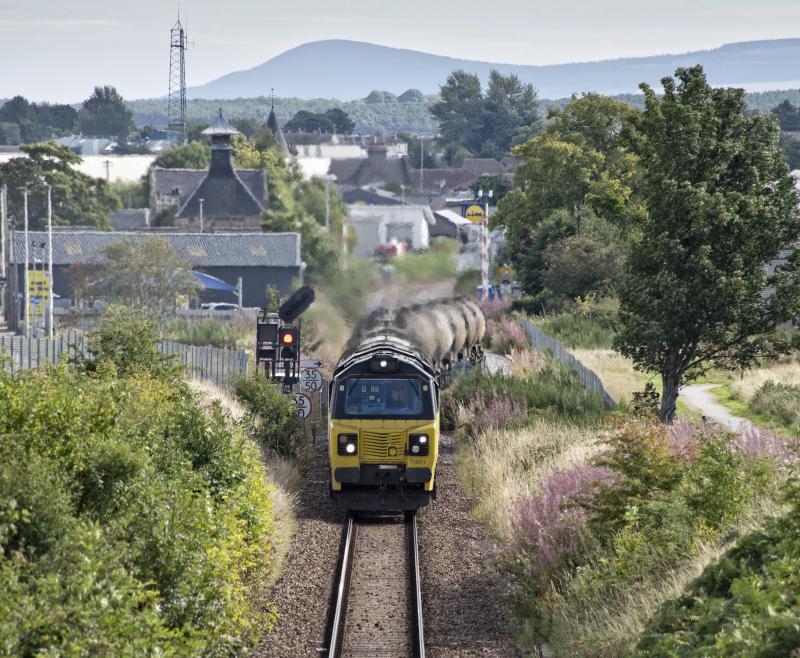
left=300, top=368, right=323, bottom=392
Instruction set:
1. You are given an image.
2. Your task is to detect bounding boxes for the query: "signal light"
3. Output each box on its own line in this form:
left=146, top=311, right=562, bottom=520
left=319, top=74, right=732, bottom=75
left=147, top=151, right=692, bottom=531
left=278, top=327, right=299, bottom=360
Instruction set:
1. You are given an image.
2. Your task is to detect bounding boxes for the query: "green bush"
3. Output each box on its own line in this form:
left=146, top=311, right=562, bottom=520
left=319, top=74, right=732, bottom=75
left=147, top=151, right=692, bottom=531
left=77, top=305, right=182, bottom=379
left=750, top=380, right=800, bottom=432
left=392, top=246, right=457, bottom=283
left=636, top=477, right=800, bottom=657
left=446, top=359, right=610, bottom=427
left=0, top=336, right=279, bottom=654
left=454, top=269, right=481, bottom=296
left=232, top=373, right=301, bottom=457
left=528, top=296, right=619, bottom=349
left=322, top=258, right=376, bottom=319
left=493, top=412, right=784, bottom=657
left=163, top=315, right=253, bottom=349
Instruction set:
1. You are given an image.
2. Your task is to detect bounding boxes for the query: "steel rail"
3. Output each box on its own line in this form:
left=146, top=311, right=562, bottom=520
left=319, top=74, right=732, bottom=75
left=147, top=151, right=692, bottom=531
left=325, top=514, right=356, bottom=658
left=325, top=513, right=426, bottom=657
left=408, top=512, right=426, bottom=658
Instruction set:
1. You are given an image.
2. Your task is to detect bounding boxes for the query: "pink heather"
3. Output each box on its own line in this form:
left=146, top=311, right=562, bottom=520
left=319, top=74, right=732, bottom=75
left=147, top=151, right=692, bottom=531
left=510, top=465, right=616, bottom=583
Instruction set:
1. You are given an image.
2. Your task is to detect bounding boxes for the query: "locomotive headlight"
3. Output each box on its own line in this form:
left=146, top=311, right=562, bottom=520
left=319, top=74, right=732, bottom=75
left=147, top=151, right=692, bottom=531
left=337, top=433, right=358, bottom=456
left=408, top=434, right=430, bottom=457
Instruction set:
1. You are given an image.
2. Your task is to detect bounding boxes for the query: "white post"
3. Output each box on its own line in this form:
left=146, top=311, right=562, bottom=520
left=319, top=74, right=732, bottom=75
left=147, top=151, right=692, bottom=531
left=237, top=277, right=243, bottom=308
left=0, top=185, right=6, bottom=281
left=47, top=186, right=53, bottom=338
left=199, top=198, right=204, bottom=233
left=324, top=177, right=330, bottom=232
left=0, top=185, right=5, bottom=320
left=419, top=137, right=424, bottom=191
left=479, top=194, right=488, bottom=297
left=23, top=189, right=29, bottom=338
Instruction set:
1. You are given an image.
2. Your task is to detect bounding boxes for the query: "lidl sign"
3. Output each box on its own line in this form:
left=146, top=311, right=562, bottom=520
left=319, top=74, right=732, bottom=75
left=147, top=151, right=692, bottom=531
left=462, top=204, right=486, bottom=223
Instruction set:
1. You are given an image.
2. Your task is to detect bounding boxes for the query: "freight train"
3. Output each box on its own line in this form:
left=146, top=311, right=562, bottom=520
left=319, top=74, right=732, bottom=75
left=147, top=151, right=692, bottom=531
left=328, top=298, right=486, bottom=512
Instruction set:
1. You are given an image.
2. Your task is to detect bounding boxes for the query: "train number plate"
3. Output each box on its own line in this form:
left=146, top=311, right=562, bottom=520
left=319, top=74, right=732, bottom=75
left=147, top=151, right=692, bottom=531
left=378, top=464, right=398, bottom=470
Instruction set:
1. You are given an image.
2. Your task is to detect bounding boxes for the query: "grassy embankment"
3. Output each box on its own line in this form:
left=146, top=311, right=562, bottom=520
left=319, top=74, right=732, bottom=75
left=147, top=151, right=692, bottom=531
left=0, top=308, right=302, bottom=656
left=526, top=301, right=700, bottom=419
left=449, top=310, right=798, bottom=657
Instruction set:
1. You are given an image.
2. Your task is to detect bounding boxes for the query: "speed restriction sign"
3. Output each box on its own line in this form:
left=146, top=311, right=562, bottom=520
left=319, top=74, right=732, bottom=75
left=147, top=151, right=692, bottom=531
left=293, top=393, right=312, bottom=420
left=300, top=368, right=323, bottom=392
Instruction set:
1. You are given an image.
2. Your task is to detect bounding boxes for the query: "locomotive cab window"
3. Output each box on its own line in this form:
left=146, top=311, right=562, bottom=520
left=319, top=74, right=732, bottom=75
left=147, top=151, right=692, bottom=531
left=334, top=376, right=434, bottom=419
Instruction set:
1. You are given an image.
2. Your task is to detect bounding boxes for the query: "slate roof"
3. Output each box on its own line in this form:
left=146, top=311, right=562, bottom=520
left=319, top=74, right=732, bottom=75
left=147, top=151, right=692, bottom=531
left=340, top=186, right=405, bottom=206
left=461, top=158, right=508, bottom=176
left=203, top=109, right=240, bottom=136
left=347, top=204, right=435, bottom=226
left=266, top=106, right=290, bottom=156
left=328, top=148, right=412, bottom=187
left=13, top=231, right=301, bottom=268
left=411, top=168, right=478, bottom=191
left=152, top=168, right=266, bottom=205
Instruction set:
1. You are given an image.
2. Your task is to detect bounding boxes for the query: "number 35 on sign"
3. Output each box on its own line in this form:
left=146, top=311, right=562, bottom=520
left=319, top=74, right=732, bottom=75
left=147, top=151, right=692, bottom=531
left=293, top=393, right=312, bottom=420
left=300, top=368, right=323, bottom=392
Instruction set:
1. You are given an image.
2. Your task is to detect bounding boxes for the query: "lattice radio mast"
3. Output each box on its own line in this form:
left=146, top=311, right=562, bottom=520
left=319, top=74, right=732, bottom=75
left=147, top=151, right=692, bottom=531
left=167, top=15, right=188, bottom=144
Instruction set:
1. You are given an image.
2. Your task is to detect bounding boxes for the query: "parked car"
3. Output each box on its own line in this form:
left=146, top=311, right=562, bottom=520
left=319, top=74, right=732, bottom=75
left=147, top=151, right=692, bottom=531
left=199, top=302, right=241, bottom=311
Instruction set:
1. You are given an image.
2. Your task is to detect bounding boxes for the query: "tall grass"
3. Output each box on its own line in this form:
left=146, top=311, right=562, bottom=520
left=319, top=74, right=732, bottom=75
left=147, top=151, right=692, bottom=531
left=163, top=315, right=253, bottom=349
left=392, top=247, right=457, bottom=283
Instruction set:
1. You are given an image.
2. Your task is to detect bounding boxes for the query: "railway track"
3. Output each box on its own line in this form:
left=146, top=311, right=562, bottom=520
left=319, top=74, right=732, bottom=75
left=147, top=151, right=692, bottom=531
left=325, top=513, right=425, bottom=658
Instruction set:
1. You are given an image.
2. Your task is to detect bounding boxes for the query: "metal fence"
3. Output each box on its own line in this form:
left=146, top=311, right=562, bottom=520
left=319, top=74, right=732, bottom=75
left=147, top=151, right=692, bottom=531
left=520, top=319, right=616, bottom=408
left=0, top=332, right=249, bottom=388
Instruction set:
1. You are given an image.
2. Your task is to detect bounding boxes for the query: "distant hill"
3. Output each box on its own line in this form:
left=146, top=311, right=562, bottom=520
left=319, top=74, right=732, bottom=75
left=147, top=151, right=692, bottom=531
left=187, top=38, right=800, bottom=100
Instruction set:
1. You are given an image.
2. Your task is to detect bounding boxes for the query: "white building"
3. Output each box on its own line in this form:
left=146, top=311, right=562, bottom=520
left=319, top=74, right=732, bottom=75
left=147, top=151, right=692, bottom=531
left=346, top=205, right=435, bottom=258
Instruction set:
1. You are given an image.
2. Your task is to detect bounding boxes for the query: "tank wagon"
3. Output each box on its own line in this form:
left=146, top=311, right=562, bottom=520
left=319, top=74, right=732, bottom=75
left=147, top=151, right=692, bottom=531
left=328, top=298, right=485, bottom=512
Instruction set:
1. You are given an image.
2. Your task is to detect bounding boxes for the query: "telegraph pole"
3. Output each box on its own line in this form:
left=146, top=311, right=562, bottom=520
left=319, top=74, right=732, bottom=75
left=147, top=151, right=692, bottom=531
left=479, top=189, right=493, bottom=297
left=47, top=186, right=53, bottom=338
left=23, top=189, right=29, bottom=338
left=198, top=198, right=204, bottom=233
left=0, top=185, right=5, bottom=320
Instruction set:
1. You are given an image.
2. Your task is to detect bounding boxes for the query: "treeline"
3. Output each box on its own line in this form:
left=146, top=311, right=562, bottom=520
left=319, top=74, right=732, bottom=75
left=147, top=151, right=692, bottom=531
left=127, top=94, right=440, bottom=135
left=0, top=86, right=135, bottom=145
left=120, top=88, right=800, bottom=137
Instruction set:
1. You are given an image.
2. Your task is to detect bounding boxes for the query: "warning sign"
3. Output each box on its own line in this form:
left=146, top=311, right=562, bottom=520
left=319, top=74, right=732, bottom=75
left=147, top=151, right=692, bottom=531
left=26, top=270, right=51, bottom=322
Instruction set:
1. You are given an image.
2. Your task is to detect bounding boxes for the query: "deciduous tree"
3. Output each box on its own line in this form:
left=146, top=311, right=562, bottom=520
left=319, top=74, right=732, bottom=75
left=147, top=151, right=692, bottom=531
left=78, top=86, right=135, bottom=137
left=615, top=66, right=800, bottom=422
left=88, top=237, right=199, bottom=317
left=0, top=142, right=120, bottom=229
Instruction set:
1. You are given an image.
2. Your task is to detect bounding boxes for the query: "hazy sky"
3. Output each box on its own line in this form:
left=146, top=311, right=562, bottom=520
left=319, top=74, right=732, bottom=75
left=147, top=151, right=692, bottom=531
left=2, top=0, right=800, bottom=102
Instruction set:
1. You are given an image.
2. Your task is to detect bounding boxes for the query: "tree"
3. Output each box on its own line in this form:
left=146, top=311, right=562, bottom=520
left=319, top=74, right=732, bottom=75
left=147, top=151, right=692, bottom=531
left=431, top=69, right=540, bottom=156
left=431, top=70, right=484, bottom=153
left=324, top=108, right=355, bottom=134
left=771, top=100, right=800, bottom=132
left=261, top=149, right=344, bottom=283
left=88, top=237, right=199, bottom=317
left=615, top=66, right=800, bottom=423
left=470, top=174, right=513, bottom=202
left=492, top=93, right=642, bottom=299
left=77, top=86, right=134, bottom=137
left=153, top=142, right=211, bottom=169
left=0, top=142, right=120, bottom=229
left=283, top=108, right=354, bottom=135
left=284, top=110, right=334, bottom=133
left=0, top=95, right=77, bottom=143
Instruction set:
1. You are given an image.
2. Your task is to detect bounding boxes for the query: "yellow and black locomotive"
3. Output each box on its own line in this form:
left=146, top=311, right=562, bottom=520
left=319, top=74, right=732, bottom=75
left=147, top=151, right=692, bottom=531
left=328, top=299, right=485, bottom=512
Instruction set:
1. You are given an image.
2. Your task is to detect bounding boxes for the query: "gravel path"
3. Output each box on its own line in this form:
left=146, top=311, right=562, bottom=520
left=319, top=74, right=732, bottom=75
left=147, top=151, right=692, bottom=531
left=680, top=383, right=754, bottom=431
left=418, top=432, right=520, bottom=657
